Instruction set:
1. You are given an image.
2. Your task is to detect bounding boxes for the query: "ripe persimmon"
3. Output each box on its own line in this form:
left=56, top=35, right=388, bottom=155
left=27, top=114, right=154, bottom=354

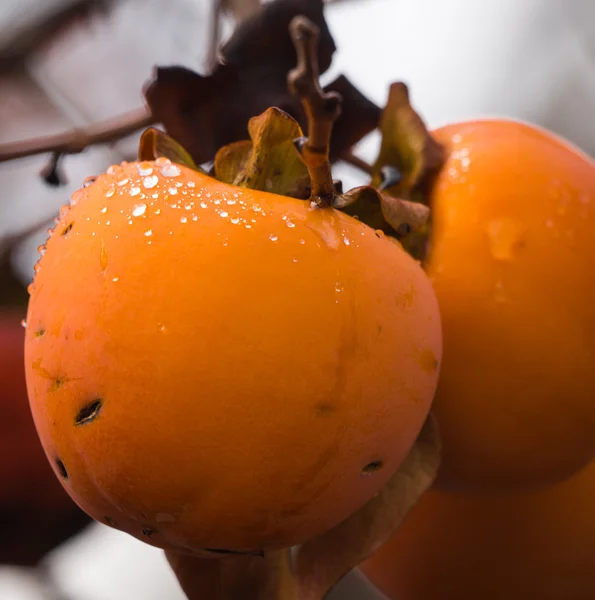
left=360, top=459, right=595, bottom=600
left=424, top=119, right=595, bottom=490
left=24, top=159, right=441, bottom=554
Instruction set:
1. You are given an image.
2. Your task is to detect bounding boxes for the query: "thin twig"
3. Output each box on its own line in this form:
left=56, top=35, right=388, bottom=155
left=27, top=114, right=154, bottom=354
left=287, top=16, right=341, bottom=208
left=340, top=150, right=373, bottom=175
left=0, top=106, right=153, bottom=163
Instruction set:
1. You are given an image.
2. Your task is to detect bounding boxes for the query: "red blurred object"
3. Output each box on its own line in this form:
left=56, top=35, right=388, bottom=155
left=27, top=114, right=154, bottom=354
left=0, top=310, right=90, bottom=566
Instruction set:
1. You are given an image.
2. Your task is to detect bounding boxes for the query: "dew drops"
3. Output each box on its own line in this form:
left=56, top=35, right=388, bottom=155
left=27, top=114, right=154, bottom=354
left=117, top=178, right=129, bottom=187
left=132, top=204, right=147, bottom=217
left=219, top=211, right=229, bottom=218
left=286, top=219, right=296, bottom=228
left=374, top=229, right=385, bottom=238
left=161, top=164, right=181, bottom=178
left=143, top=175, right=159, bottom=189
left=299, top=238, right=305, bottom=245
left=269, top=233, right=278, bottom=242
left=138, top=162, right=153, bottom=176
left=154, top=208, right=161, bottom=215
left=180, top=216, right=188, bottom=224
left=70, top=190, right=84, bottom=206
left=230, top=217, right=240, bottom=225
left=21, top=319, right=27, bottom=328
left=105, top=188, right=115, bottom=198
left=184, top=204, right=193, bottom=210
left=192, top=215, right=198, bottom=221
left=100, top=207, right=107, bottom=214
left=144, top=229, right=153, bottom=237
left=343, top=235, right=351, bottom=246
left=107, top=165, right=117, bottom=175
left=187, top=181, right=195, bottom=188
left=83, top=176, right=97, bottom=188
left=334, top=282, right=344, bottom=293
left=112, top=276, right=119, bottom=282
left=169, top=187, right=178, bottom=195
left=200, top=201, right=208, bottom=209
left=155, top=157, right=170, bottom=167
left=128, top=219, right=133, bottom=225
left=152, top=193, right=159, bottom=199
left=214, top=199, right=221, bottom=205
left=486, top=218, right=525, bottom=261
left=226, top=198, right=237, bottom=205
left=130, top=187, right=141, bottom=197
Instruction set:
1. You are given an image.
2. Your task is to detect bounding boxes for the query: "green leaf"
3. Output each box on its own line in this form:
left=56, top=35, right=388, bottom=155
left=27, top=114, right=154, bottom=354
left=294, top=413, right=441, bottom=600
left=138, top=127, right=205, bottom=173
left=214, top=107, right=310, bottom=199
left=371, top=83, right=445, bottom=199
left=334, top=186, right=430, bottom=238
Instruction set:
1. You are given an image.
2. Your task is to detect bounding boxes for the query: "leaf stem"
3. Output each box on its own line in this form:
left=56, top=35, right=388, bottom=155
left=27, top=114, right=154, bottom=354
left=287, top=16, right=341, bottom=208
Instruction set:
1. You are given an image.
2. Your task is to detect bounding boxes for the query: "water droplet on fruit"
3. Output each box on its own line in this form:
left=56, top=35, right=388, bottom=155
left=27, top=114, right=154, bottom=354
left=486, top=218, right=525, bottom=260
left=100, top=242, right=108, bottom=271
left=169, top=187, right=178, bottom=195
left=144, top=229, right=152, bottom=237
left=343, top=235, right=350, bottom=246
left=269, top=233, right=278, bottom=242
left=37, top=244, right=46, bottom=256
left=155, top=157, right=170, bottom=167
left=493, top=280, right=507, bottom=303
left=374, top=230, right=385, bottom=238
left=184, top=203, right=193, bottom=210
left=70, top=190, right=84, bottom=206
left=21, top=319, right=27, bottom=329
left=83, top=176, right=97, bottom=188
left=117, top=178, right=129, bottom=187
left=132, top=204, right=147, bottom=217
left=143, top=175, right=159, bottom=189
left=192, top=215, right=198, bottom=221
left=130, top=187, right=141, bottom=197
left=214, top=199, right=221, bottom=205
left=200, top=201, right=208, bottom=209
left=27, top=284, right=33, bottom=294
left=112, top=276, right=119, bottom=282
left=219, top=211, right=228, bottom=218
left=187, top=181, right=195, bottom=188
left=161, top=164, right=181, bottom=177
left=105, top=188, right=115, bottom=198
left=226, top=198, right=236, bottom=205
left=334, top=282, right=344, bottom=293
left=107, top=165, right=117, bottom=175
left=138, top=162, right=153, bottom=176
left=154, top=208, right=161, bottom=215
left=299, top=239, right=305, bottom=245
left=100, top=207, right=107, bottom=214
left=286, top=219, right=295, bottom=228
left=180, top=217, right=188, bottom=224
left=230, top=217, right=240, bottom=225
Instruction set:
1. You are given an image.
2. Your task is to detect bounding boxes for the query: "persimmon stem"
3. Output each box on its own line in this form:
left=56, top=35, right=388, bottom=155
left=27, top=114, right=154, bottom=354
left=0, top=107, right=153, bottom=163
left=287, top=16, right=341, bottom=208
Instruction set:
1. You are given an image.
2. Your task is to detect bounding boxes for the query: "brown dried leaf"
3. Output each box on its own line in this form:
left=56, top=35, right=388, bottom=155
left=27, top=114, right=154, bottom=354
left=334, top=186, right=430, bottom=237
left=144, top=0, right=378, bottom=165
left=293, top=414, right=441, bottom=600
left=372, top=82, right=445, bottom=199
left=214, top=107, right=310, bottom=198
left=138, top=127, right=204, bottom=172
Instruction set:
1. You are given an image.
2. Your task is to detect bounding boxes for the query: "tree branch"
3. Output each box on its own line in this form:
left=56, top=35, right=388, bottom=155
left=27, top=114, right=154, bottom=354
left=0, top=106, right=153, bottom=163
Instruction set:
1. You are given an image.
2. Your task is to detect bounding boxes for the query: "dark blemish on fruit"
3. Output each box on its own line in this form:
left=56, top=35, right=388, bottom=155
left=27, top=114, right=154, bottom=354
left=141, top=527, right=154, bottom=537
left=377, top=324, right=383, bottom=334
left=61, top=223, right=74, bottom=236
left=204, top=548, right=264, bottom=557
left=362, top=460, right=384, bottom=474
left=34, top=328, right=45, bottom=338
left=56, top=459, right=68, bottom=479
left=315, top=402, right=335, bottom=416
left=104, top=516, right=116, bottom=527
left=75, top=399, right=103, bottom=426
left=419, top=349, right=439, bottom=374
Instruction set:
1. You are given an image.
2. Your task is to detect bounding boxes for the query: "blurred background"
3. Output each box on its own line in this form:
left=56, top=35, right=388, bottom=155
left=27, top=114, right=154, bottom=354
left=0, top=0, right=593, bottom=598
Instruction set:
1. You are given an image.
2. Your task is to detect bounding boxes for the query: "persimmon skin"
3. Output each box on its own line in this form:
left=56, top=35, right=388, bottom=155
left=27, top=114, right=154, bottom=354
left=425, top=119, right=595, bottom=491
left=360, top=459, right=595, bottom=600
left=24, top=160, right=441, bottom=554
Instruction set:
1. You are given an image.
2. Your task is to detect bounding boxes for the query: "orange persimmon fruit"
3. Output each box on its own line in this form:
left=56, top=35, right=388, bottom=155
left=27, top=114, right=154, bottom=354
left=424, top=119, right=595, bottom=491
left=360, top=459, right=595, bottom=600
left=24, top=159, right=441, bottom=554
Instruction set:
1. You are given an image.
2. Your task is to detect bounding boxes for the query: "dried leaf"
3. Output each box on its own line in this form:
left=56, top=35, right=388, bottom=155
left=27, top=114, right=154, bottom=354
left=166, top=548, right=295, bottom=600
left=214, top=107, right=310, bottom=198
left=334, top=186, right=430, bottom=237
left=293, top=414, right=441, bottom=600
left=144, top=0, right=378, bottom=165
left=372, top=82, right=445, bottom=198
left=138, top=127, right=204, bottom=172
